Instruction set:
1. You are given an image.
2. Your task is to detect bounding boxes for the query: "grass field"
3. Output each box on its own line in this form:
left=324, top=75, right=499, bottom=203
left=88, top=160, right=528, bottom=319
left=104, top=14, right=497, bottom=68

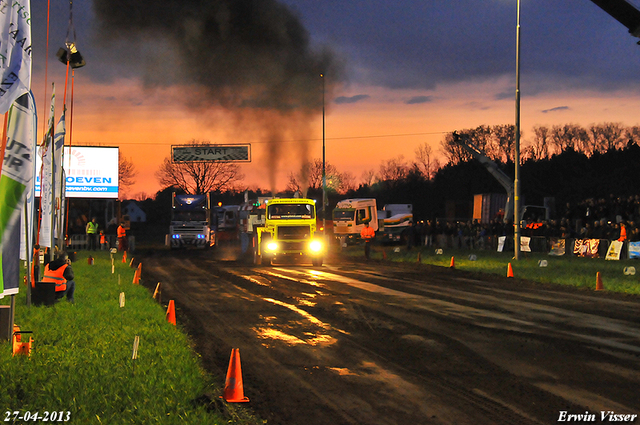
left=0, top=250, right=260, bottom=425
left=343, top=243, right=640, bottom=295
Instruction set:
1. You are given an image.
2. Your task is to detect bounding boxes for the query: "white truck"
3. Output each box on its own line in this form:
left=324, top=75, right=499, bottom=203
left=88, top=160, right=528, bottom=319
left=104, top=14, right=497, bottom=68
left=332, top=198, right=378, bottom=245
left=379, top=204, right=413, bottom=244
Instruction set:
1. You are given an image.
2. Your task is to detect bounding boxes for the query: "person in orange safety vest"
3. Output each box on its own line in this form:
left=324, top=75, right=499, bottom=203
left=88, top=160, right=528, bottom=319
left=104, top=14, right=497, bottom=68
left=360, top=221, right=376, bottom=260
left=99, top=230, right=108, bottom=250
left=618, top=222, right=627, bottom=242
left=42, top=252, right=75, bottom=302
left=117, top=222, right=128, bottom=251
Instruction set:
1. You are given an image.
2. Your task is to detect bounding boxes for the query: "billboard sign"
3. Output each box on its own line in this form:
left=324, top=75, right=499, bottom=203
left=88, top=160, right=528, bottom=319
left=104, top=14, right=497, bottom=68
left=172, top=144, right=251, bottom=162
left=36, top=146, right=119, bottom=198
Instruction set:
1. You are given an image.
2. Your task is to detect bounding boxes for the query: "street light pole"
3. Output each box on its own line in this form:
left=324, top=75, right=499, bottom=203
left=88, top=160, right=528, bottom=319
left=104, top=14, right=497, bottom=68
left=514, top=0, right=522, bottom=260
left=321, top=73, right=326, bottom=236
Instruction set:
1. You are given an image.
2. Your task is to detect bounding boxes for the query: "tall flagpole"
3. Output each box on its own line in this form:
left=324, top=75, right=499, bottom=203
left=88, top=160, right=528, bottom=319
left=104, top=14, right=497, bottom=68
left=24, top=199, right=32, bottom=307
left=50, top=123, right=56, bottom=261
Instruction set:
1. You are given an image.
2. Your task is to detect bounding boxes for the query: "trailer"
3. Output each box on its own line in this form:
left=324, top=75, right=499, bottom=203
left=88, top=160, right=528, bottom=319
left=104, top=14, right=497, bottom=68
left=379, top=204, right=413, bottom=244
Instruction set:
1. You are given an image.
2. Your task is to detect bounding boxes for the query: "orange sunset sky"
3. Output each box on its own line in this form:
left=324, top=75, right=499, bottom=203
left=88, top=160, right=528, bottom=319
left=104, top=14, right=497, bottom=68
left=40, top=78, right=640, bottom=199
left=28, top=0, right=640, bottom=199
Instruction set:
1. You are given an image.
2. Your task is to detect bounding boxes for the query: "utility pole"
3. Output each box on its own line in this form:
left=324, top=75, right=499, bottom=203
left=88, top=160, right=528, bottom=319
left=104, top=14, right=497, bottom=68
left=514, top=0, right=522, bottom=260
left=321, top=73, right=326, bottom=236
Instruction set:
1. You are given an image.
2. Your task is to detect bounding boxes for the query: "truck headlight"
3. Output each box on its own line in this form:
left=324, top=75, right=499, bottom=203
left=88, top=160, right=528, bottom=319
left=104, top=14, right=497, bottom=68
left=266, top=241, right=278, bottom=251
left=309, top=240, right=323, bottom=252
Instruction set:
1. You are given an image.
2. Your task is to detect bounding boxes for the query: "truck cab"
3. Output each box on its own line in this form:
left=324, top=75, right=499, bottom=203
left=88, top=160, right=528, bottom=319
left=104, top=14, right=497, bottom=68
left=169, top=193, right=211, bottom=249
left=253, top=198, right=325, bottom=266
left=333, top=198, right=378, bottom=245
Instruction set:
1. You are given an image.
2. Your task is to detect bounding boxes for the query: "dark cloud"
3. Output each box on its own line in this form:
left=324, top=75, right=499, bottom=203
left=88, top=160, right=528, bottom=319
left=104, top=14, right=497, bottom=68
left=494, top=91, right=513, bottom=101
left=279, top=0, right=640, bottom=94
left=405, top=96, right=432, bottom=105
left=334, top=94, right=370, bottom=104
left=542, top=106, right=570, bottom=113
left=39, top=0, right=640, bottom=113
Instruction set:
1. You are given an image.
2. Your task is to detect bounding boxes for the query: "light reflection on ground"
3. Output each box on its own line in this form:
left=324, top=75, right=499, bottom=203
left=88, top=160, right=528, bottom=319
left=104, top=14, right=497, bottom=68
left=252, top=297, right=341, bottom=347
left=242, top=275, right=270, bottom=286
left=263, top=297, right=330, bottom=329
left=327, top=367, right=358, bottom=376
left=267, top=269, right=323, bottom=287
left=253, top=327, right=337, bottom=347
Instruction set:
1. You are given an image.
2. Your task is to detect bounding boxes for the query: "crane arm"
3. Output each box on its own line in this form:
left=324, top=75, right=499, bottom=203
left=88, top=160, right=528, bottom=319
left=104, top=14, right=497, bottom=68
left=590, top=0, right=640, bottom=38
left=454, top=133, right=514, bottom=195
left=453, top=132, right=514, bottom=222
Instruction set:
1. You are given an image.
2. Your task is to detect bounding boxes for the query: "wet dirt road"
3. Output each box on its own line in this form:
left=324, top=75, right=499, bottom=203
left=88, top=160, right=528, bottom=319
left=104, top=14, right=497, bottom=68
left=141, top=249, right=640, bottom=425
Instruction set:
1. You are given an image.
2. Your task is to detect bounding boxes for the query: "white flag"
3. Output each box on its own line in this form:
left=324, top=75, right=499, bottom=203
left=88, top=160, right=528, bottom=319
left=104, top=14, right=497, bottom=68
left=0, top=0, right=32, bottom=114
left=19, top=92, right=37, bottom=260
left=53, top=110, right=65, bottom=239
left=38, top=88, right=55, bottom=247
left=0, top=92, right=36, bottom=298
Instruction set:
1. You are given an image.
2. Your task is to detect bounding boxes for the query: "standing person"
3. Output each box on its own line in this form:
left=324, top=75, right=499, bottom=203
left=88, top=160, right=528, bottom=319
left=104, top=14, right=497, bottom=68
left=42, top=252, right=76, bottom=302
left=360, top=221, right=376, bottom=260
left=86, top=217, right=99, bottom=250
left=618, top=222, right=627, bottom=242
left=424, top=220, right=434, bottom=247
left=99, top=230, right=108, bottom=250
left=406, top=221, right=415, bottom=250
left=117, top=222, right=128, bottom=252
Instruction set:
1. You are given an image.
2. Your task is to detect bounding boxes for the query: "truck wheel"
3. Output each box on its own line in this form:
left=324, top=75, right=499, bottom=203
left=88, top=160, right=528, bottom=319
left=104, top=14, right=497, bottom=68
left=312, top=257, right=323, bottom=267
left=253, top=235, right=262, bottom=265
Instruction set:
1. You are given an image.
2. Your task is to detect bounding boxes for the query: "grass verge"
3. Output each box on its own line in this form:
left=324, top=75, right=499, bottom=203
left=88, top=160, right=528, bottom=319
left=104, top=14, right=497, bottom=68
left=0, top=250, right=260, bottom=425
left=342, top=243, right=640, bottom=295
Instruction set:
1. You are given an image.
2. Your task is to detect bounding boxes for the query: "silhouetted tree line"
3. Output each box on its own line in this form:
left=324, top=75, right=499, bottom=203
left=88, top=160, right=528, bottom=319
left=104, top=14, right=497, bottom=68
left=347, top=123, right=640, bottom=222
left=137, top=122, right=640, bottom=233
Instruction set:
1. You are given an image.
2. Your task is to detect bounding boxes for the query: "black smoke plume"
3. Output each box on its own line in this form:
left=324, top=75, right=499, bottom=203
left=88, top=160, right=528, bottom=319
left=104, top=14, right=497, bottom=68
left=92, top=0, right=343, bottom=112
left=93, top=0, right=344, bottom=193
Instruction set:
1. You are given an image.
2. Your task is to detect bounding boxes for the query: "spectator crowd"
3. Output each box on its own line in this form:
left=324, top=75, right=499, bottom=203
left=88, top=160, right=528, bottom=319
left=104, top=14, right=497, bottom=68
left=406, top=194, right=640, bottom=252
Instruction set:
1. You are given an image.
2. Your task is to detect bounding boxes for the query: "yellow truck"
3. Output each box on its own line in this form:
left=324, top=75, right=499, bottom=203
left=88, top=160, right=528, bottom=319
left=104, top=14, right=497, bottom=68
left=252, top=198, right=325, bottom=266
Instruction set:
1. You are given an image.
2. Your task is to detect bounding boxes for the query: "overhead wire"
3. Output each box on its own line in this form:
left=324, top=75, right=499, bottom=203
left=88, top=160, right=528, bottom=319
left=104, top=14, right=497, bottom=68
left=82, top=131, right=450, bottom=146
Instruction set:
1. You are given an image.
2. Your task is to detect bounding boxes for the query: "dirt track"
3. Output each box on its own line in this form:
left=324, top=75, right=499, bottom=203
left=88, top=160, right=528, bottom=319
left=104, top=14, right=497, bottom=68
left=140, top=248, right=640, bottom=425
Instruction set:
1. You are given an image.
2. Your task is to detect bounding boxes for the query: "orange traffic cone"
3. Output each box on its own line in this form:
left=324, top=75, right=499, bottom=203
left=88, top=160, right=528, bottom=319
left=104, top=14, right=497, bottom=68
left=122, top=251, right=127, bottom=263
left=133, top=263, right=142, bottom=284
left=507, top=263, right=514, bottom=278
left=449, top=256, right=455, bottom=268
left=166, top=300, right=176, bottom=325
left=417, top=252, right=421, bottom=263
left=222, top=348, right=250, bottom=403
left=596, top=272, right=604, bottom=291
